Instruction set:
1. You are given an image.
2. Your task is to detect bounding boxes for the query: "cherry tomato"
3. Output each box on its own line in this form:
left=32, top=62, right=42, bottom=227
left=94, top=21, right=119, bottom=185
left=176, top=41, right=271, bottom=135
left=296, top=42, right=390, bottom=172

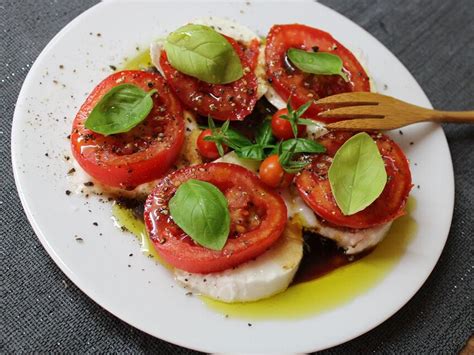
left=265, top=24, right=370, bottom=121
left=196, top=129, right=228, bottom=159
left=271, top=108, right=306, bottom=140
left=144, top=163, right=287, bottom=273
left=295, top=131, right=412, bottom=229
left=160, top=36, right=258, bottom=121
left=71, top=71, right=185, bottom=189
left=259, top=154, right=294, bottom=188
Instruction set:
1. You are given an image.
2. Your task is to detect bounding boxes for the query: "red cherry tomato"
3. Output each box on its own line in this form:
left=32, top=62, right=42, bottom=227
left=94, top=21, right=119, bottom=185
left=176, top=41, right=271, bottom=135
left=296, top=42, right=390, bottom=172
left=295, top=131, right=412, bottom=229
left=144, top=163, right=287, bottom=273
left=71, top=71, right=185, bottom=189
left=265, top=24, right=370, bottom=121
left=259, top=154, right=294, bottom=188
left=196, top=129, right=228, bottom=159
left=271, top=108, right=306, bottom=140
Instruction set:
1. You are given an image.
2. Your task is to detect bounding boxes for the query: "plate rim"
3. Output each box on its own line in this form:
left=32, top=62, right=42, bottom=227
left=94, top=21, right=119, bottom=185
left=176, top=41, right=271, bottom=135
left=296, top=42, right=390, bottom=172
left=10, top=0, right=455, bottom=352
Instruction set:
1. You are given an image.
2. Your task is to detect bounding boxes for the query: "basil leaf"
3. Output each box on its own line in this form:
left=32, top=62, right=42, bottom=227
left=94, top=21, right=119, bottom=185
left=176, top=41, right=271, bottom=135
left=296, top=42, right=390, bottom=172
left=255, top=119, right=274, bottom=146
left=224, top=128, right=253, bottom=149
left=236, top=145, right=266, bottom=160
left=297, top=118, right=318, bottom=126
left=85, top=84, right=157, bottom=136
left=277, top=141, right=293, bottom=167
left=328, top=132, right=387, bottom=215
left=164, top=24, right=243, bottom=84
left=278, top=138, right=326, bottom=155
left=169, top=179, right=230, bottom=250
left=203, top=118, right=252, bottom=151
left=272, top=138, right=325, bottom=155
left=287, top=48, right=348, bottom=82
left=282, top=160, right=310, bottom=174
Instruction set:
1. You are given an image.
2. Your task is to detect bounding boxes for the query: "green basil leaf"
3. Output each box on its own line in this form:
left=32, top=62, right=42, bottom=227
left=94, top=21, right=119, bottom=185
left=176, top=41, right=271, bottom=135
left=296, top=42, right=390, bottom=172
left=236, top=145, right=266, bottom=160
left=287, top=48, right=349, bottom=81
left=85, top=84, right=157, bottom=136
left=328, top=132, right=387, bottom=215
left=169, top=179, right=230, bottom=250
left=282, top=160, right=310, bottom=174
left=282, top=138, right=326, bottom=154
left=164, top=24, right=243, bottom=84
left=272, top=138, right=326, bottom=155
left=255, top=119, right=275, bottom=146
left=277, top=141, right=293, bottom=167
left=224, top=128, right=253, bottom=149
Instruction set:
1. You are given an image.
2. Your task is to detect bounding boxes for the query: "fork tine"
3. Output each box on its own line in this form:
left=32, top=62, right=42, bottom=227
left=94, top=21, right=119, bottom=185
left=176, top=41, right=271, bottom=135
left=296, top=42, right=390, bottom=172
left=326, top=118, right=401, bottom=131
left=315, top=92, right=379, bottom=107
left=318, top=105, right=385, bottom=119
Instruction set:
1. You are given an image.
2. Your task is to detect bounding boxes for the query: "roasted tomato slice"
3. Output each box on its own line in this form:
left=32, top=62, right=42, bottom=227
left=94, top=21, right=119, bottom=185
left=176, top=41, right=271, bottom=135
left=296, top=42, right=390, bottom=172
left=160, top=36, right=258, bottom=121
left=265, top=24, right=370, bottom=121
left=144, top=163, right=287, bottom=273
left=71, top=70, right=185, bottom=189
left=295, top=131, right=412, bottom=229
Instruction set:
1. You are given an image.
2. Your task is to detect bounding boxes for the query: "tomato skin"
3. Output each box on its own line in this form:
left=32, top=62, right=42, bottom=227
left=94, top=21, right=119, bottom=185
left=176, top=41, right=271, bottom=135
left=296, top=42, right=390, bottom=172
left=71, top=71, right=185, bottom=189
left=160, top=36, right=258, bottom=121
left=259, top=154, right=294, bottom=188
left=271, top=108, right=306, bottom=140
left=144, top=163, right=288, bottom=273
left=295, top=131, right=412, bottom=229
left=265, top=24, right=370, bottom=122
left=196, top=129, right=227, bottom=159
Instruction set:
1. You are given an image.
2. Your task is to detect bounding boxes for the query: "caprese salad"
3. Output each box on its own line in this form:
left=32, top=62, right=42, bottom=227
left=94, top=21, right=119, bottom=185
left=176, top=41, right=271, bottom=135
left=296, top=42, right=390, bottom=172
left=69, top=18, right=411, bottom=303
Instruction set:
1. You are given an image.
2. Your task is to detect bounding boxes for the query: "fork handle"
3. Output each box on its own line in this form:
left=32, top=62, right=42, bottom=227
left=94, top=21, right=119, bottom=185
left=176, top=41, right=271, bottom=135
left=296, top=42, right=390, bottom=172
left=432, top=110, right=474, bottom=123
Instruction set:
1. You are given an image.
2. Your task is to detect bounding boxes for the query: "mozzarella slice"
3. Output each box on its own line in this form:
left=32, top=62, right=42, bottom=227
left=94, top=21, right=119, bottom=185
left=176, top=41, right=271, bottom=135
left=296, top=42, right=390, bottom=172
left=150, top=17, right=269, bottom=99
left=308, top=218, right=392, bottom=255
left=175, top=219, right=303, bottom=303
left=265, top=85, right=286, bottom=109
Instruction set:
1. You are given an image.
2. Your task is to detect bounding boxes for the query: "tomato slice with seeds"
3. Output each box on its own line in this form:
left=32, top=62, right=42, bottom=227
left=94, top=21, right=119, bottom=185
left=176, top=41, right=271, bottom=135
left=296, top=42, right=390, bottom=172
left=265, top=24, right=370, bottom=121
left=144, top=163, right=287, bottom=273
left=160, top=36, right=258, bottom=121
left=71, top=70, right=185, bottom=189
left=295, top=131, right=412, bottom=229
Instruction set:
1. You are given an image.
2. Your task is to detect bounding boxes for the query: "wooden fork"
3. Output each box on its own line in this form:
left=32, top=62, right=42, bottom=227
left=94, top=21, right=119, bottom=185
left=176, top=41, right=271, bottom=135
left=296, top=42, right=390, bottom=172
left=316, top=92, right=474, bottom=131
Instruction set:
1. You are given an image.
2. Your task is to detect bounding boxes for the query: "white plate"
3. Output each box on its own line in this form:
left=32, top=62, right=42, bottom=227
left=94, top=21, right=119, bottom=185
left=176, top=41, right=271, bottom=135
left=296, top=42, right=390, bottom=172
left=11, top=0, right=454, bottom=353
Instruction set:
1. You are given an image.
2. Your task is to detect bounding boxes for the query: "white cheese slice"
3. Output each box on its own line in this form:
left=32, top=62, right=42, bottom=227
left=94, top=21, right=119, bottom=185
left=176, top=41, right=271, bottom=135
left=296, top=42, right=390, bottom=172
left=175, top=220, right=303, bottom=303
left=308, top=218, right=392, bottom=255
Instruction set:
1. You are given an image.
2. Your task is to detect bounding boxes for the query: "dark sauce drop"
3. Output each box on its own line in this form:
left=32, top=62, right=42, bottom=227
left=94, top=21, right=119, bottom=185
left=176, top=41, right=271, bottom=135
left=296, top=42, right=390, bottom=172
left=115, top=197, right=145, bottom=220
left=293, top=231, right=370, bottom=285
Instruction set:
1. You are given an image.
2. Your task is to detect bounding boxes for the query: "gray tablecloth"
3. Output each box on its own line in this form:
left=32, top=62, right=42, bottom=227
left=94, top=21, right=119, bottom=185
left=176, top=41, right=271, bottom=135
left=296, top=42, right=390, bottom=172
left=2, top=0, right=473, bottom=353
